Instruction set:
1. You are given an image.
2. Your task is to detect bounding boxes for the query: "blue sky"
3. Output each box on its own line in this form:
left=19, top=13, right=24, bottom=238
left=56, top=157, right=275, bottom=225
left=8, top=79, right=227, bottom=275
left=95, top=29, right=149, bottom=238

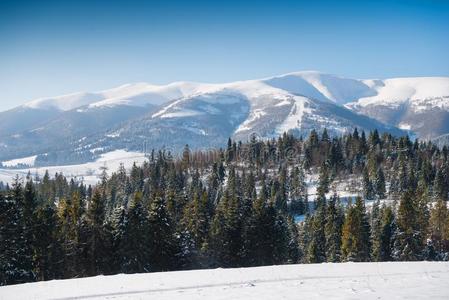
left=0, top=0, right=448, bottom=111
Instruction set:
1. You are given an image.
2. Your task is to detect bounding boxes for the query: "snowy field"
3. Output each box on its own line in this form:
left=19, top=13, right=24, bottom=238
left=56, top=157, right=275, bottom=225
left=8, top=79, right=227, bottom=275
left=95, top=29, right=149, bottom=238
left=1, top=262, right=448, bottom=300
left=0, top=150, right=148, bottom=186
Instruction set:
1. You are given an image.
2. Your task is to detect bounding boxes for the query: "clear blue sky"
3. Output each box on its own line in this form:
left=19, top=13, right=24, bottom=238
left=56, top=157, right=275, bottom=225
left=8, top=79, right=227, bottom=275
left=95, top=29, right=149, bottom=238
left=0, top=0, right=448, bottom=111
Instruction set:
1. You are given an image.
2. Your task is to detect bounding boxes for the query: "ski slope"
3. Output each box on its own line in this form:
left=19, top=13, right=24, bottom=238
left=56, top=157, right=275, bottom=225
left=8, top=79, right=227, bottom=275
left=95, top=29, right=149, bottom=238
left=1, top=262, right=448, bottom=300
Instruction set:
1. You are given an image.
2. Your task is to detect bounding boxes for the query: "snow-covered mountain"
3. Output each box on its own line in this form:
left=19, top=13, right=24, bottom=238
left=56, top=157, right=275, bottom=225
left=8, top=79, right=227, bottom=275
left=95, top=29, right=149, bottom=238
left=1, top=71, right=447, bottom=166
left=346, top=77, right=449, bottom=139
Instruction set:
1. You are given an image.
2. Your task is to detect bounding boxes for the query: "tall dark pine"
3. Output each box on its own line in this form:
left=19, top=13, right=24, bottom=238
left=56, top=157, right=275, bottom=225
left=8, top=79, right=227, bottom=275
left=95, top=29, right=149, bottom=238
left=394, top=191, right=423, bottom=261
left=0, top=180, right=35, bottom=285
left=119, top=192, right=150, bottom=273
left=325, top=194, right=344, bottom=262
left=85, top=190, right=112, bottom=276
left=148, top=196, right=179, bottom=271
left=34, top=205, right=62, bottom=281
left=341, top=197, right=371, bottom=262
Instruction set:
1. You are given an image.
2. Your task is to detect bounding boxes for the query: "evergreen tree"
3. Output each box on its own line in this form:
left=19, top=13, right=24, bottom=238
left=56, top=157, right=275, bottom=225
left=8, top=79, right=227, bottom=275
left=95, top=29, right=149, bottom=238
left=317, top=161, right=330, bottom=198
left=306, top=204, right=326, bottom=263
left=362, top=167, right=375, bottom=200
left=148, top=196, right=180, bottom=271
left=325, top=193, right=344, bottom=262
left=0, top=180, right=35, bottom=284
left=429, top=198, right=449, bottom=253
left=119, top=192, right=150, bottom=273
left=393, top=191, right=423, bottom=261
left=208, top=190, right=243, bottom=267
left=34, top=205, right=62, bottom=281
left=341, top=197, right=371, bottom=261
left=374, top=168, right=386, bottom=199
left=85, top=190, right=112, bottom=276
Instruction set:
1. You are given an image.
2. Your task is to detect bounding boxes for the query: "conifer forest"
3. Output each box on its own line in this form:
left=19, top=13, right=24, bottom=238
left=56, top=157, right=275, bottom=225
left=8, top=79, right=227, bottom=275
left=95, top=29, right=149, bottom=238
left=3, top=129, right=449, bottom=286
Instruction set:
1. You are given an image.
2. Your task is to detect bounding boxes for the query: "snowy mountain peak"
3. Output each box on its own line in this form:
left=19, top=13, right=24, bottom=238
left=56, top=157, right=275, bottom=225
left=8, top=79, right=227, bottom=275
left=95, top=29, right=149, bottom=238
left=23, top=92, right=103, bottom=111
left=2, top=71, right=448, bottom=166
left=18, top=72, right=449, bottom=114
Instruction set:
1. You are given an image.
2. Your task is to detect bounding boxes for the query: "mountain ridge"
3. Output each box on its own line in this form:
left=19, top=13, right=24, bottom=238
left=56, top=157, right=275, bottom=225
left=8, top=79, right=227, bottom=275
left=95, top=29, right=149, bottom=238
left=1, top=71, right=448, bottom=166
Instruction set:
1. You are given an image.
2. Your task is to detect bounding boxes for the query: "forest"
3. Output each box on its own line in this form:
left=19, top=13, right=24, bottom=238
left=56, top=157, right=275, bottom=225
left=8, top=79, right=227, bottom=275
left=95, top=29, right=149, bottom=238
left=2, top=128, right=449, bottom=286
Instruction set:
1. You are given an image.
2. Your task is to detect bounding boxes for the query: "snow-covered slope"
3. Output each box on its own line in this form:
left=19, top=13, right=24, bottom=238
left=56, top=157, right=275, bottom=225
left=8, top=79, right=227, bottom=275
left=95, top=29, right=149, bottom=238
left=12, top=72, right=449, bottom=113
left=353, top=77, right=449, bottom=107
left=0, top=150, right=147, bottom=186
left=1, top=262, right=448, bottom=300
left=346, top=77, right=449, bottom=139
left=22, top=82, right=202, bottom=112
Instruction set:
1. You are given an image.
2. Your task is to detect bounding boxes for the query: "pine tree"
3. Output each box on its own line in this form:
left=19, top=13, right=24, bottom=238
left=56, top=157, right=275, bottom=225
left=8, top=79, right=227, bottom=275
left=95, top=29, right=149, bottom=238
left=325, top=193, right=344, bottom=262
left=208, top=190, right=243, bottom=267
left=341, top=197, right=371, bottom=261
left=317, top=161, right=330, bottom=198
left=0, top=179, right=35, bottom=284
left=377, top=205, right=396, bottom=261
left=429, top=198, right=448, bottom=253
left=57, top=191, right=84, bottom=278
left=362, top=167, right=375, bottom=200
left=393, top=191, right=423, bottom=261
left=370, top=199, right=382, bottom=261
left=119, top=192, right=150, bottom=273
left=34, top=205, right=63, bottom=281
left=306, top=204, right=326, bottom=263
left=374, top=168, right=386, bottom=199
left=85, top=190, right=112, bottom=276
left=148, top=196, right=180, bottom=271
left=243, top=190, right=274, bottom=266
left=182, top=191, right=209, bottom=250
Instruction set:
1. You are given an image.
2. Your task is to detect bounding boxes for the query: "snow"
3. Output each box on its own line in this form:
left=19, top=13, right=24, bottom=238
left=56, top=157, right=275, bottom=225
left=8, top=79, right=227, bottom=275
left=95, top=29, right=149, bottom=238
left=275, top=96, right=308, bottom=135
left=355, top=77, right=449, bottom=107
left=21, top=82, right=203, bottom=112
left=23, top=92, right=103, bottom=111
left=263, top=71, right=376, bottom=104
left=18, top=72, right=449, bottom=117
left=1, top=155, right=37, bottom=168
left=398, top=122, right=412, bottom=130
left=1, top=262, right=448, bottom=300
left=0, top=150, right=147, bottom=186
left=235, top=109, right=267, bottom=133
left=159, top=109, right=202, bottom=119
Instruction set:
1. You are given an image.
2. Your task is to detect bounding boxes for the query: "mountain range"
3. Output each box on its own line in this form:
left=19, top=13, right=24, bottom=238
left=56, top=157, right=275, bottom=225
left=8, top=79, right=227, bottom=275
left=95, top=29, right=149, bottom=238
left=1, top=71, right=448, bottom=167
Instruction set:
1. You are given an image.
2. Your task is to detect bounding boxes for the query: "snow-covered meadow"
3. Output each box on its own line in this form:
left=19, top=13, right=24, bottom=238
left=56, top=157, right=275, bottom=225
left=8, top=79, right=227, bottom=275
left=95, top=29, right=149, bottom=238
left=1, top=262, right=448, bottom=300
left=0, top=150, right=148, bottom=186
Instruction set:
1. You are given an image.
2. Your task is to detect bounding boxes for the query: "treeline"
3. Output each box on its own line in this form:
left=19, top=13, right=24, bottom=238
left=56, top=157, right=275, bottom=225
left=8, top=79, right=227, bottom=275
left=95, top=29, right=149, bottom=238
left=2, top=128, right=449, bottom=286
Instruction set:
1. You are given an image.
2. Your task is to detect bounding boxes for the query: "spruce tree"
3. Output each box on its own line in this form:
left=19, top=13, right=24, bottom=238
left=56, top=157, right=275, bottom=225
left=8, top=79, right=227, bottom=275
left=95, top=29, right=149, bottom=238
left=324, top=193, right=344, bottom=262
left=208, top=190, right=243, bottom=267
left=374, top=168, right=386, bottom=199
left=119, top=192, right=150, bottom=273
left=0, top=179, right=35, bottom=284
left=394, top=191, right=423, bottom=261
left=341, top=197, right=371, bottom=261
left=85, top=190, right=112, bottom=276
left=306, top=204, right=326, bottom=263
left=34, top=205, right=62, bottom=281
left=429, top=198, right=448, bottom=253
left=148, top=196, right=180, bottom=271
left=362, top=167, right=375, bottom=200
left=378, top=205, right=395, bottom=261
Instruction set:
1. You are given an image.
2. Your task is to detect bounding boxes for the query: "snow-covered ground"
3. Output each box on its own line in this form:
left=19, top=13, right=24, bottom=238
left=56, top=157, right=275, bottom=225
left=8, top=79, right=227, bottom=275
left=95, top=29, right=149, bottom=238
left=1, top=155, right=37, bottom=168
left=1, top=262, right=448, bottom=300
left=0, top=150, right=147, bottom=186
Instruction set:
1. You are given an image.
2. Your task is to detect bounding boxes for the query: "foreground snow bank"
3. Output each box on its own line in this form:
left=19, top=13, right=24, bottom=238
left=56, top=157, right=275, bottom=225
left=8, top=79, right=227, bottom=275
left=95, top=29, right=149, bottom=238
left=1, top=262, right=449, bottom=300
